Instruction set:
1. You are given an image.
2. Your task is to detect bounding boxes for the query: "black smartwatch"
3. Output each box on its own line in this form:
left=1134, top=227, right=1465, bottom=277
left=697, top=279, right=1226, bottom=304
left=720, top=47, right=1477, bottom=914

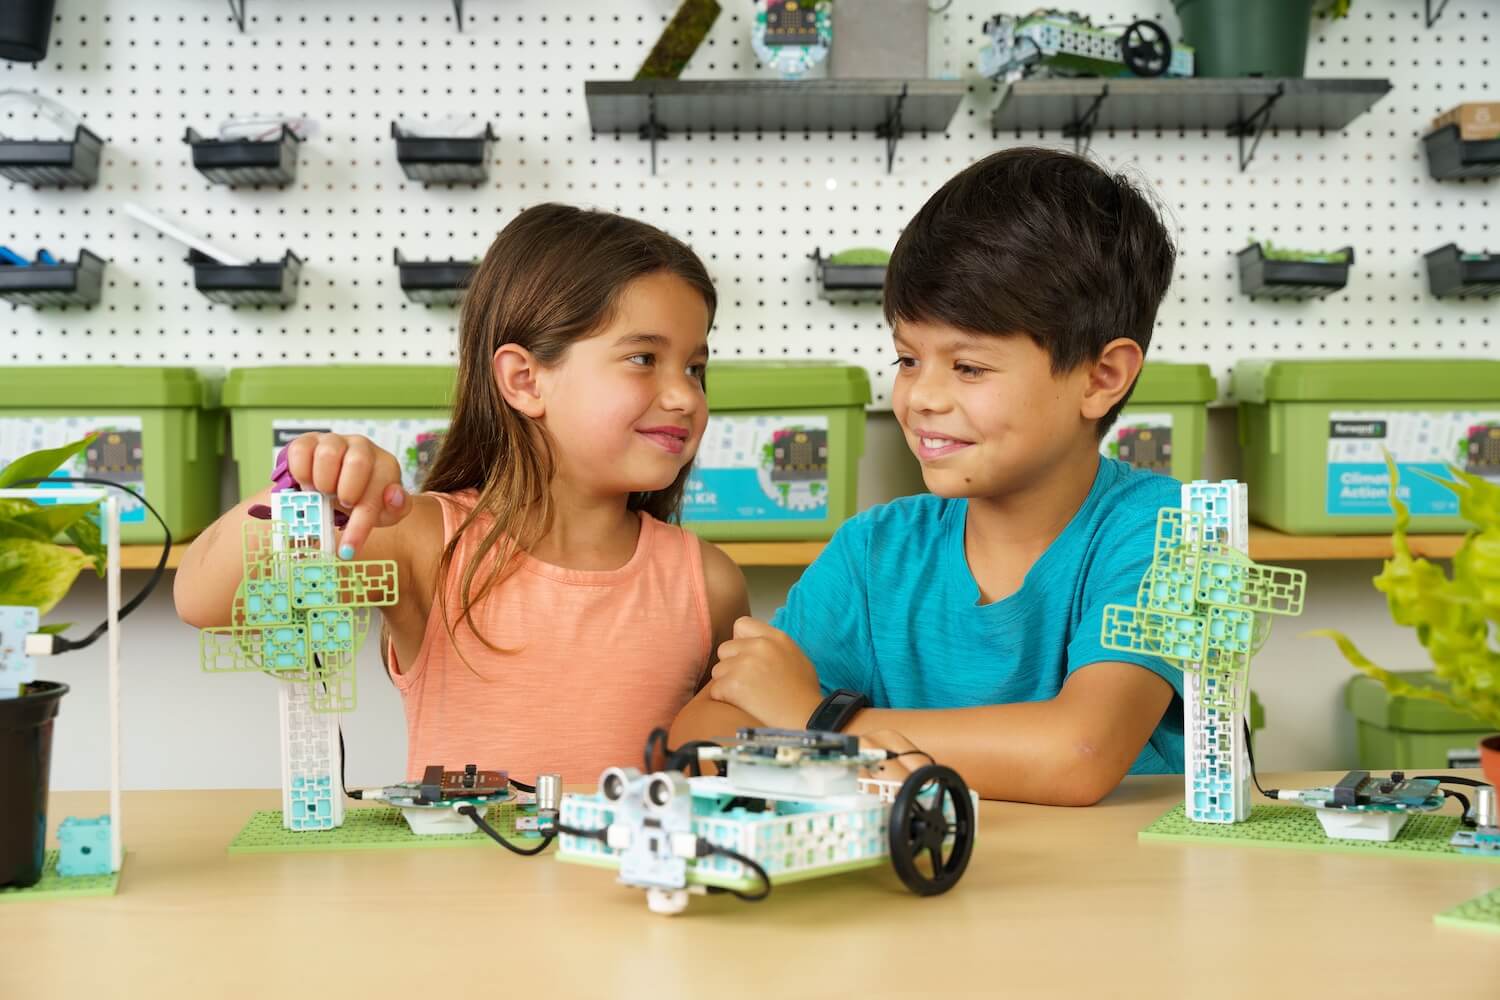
left=806, top=688, right=870, bottom=733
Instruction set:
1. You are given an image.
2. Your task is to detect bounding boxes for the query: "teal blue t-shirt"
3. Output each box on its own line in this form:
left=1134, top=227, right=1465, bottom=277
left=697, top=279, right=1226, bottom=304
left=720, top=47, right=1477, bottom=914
left=770, top=457, right=1185, bottom=775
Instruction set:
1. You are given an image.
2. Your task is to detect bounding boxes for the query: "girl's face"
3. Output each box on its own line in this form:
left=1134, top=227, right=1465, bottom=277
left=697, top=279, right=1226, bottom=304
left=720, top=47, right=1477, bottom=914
left=537, top=271, right=712, bottom=500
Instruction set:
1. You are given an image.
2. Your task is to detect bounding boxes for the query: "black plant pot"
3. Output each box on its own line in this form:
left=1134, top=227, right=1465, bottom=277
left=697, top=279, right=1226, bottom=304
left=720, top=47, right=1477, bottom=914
left=0, top=680, right=68, bottom=889
left=0, top=0, right=57, bottom=64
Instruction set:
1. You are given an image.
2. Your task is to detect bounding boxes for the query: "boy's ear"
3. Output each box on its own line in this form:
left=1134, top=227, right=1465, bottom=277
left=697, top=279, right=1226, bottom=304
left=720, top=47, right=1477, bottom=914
left=1079, top=337, right=1144, bottom=422
left=493, top=344, right=546, bottom=419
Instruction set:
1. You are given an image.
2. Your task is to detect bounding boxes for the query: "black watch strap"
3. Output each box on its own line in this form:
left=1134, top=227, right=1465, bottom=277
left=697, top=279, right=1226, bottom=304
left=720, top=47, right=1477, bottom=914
left=806, top=688, right=870, bottom=733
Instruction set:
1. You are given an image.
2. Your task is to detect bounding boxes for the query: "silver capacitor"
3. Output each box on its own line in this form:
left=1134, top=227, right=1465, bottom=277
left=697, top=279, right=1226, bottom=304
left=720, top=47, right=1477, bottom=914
left=536, top=772, right=563, bottom=815
left=1477, top=785, right=1497, bottom=829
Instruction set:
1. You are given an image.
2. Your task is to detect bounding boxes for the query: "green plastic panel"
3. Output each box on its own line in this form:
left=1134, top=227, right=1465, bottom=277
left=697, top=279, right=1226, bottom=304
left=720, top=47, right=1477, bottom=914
left=1231, top=359, right=1500, bottom=404
left=1140, top=801, right=1495, bottom=862
left=227, top=803, right=538, bottom=854
left=1129, top=363, right=1217, bottom=405
left=705, top=361, right=871, bottom=411
left=1345, top=672, right=1492, bottom=732
left=222, top=365, right=456, bottom=408
left=0, top=851, right=121, bottom=903
left=0, top=366, right=213, bottom=408
left=1435, top=887, right=1500, bottom=934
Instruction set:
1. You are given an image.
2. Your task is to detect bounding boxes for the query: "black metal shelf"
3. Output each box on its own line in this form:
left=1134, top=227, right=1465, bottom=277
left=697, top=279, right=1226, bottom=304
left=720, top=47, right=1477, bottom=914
left=810, top=248, right=885, bottom=303
left=0, top=250, right=106, bottom=308
left=185, top=125, right=302, bottom=187
left=1426, top=245, right=1500, bottom=300
left=391, top=121, right=496, bottom=185
left=0, top=125, right=104, bottom=188
left=1423, top=124, right=1500, bottom=181
left=189, top=249, right=302, bottom=307
left=1238, top=243, right=1353, bottom=300
left=991, top=77, right=1392, bottom=171
left=584, top=78, right=968, bottom=174
left=394, top=249, right=476, bottom=306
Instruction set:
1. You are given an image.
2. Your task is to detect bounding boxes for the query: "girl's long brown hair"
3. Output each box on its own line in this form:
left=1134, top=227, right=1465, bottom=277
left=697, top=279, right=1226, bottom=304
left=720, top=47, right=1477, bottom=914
left=422, top=203, right=717, bottom=657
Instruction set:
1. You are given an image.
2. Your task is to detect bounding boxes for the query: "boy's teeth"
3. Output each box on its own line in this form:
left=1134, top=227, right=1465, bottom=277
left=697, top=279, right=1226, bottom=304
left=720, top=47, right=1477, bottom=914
left=922, top=436, right=957, bottom=449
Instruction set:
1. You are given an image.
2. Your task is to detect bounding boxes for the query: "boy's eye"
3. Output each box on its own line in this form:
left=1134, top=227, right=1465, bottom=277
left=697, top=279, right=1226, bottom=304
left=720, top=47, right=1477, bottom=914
left=626, top=353, right=654, bottom=367
left=954, top=362, right=987, bottom=377
left=686, top=363, right=706, bottom=379
left=891, top=355, right=917, bottom=370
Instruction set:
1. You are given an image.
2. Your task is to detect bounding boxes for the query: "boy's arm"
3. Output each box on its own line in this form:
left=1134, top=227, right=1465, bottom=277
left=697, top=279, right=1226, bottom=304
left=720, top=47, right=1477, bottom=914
left=668, top=540, right=761, bottom=746
left=840, top=663, right=1175, bottom=806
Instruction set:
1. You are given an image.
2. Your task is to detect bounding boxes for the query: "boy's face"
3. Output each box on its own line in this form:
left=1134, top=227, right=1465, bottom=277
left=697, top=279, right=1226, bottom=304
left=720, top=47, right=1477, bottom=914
left=890, top=320, right=1092, bottom=499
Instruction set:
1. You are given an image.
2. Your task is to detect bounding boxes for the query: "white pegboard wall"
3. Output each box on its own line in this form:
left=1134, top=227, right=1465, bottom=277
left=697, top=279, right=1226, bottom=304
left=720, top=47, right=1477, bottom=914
left=1, top=0, right=1494, bottom=406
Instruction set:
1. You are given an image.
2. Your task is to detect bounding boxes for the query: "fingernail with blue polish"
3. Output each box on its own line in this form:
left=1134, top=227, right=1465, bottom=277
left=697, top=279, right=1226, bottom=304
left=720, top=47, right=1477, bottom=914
left=339, top=544, right=355, bottom=560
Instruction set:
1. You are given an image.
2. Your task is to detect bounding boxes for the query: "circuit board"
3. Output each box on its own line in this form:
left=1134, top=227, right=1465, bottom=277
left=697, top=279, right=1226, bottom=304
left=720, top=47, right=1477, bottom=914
left=1290, top=771, right=1445, bottom=813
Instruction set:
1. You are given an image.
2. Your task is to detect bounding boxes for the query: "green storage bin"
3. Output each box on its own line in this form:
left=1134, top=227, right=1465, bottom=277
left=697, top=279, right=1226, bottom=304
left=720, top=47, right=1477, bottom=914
left=686, top=362, right=870, bottom=541
left=0, top=366, right=222, bottom=544
left=1233, top=359, right=1500, bottom=534
left=1346, top=672, right=1492, bottom=770
left=1107, top=362, right=1216, bottom=482
left=223, top=366, right=455, bottom=499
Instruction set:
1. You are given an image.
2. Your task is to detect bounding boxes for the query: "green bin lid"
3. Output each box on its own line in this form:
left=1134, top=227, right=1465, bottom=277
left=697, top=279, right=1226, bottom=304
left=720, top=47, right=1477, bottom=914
left=1232, top=359, right=1500, bottom=404
left=1345, top=672, right=1493, bottom=733
left=224, top=365, right=456, bottom=408
left=706, top=361, right=871, bottom=410
left=1130, top=363, right=1216, bottom=405
left=0, top=366, right=212, bottom=408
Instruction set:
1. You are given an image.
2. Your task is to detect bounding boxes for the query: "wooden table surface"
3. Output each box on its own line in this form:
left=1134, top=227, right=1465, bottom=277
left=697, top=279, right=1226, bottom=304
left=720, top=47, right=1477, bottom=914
left=5, top=774, right=1498, bottom=999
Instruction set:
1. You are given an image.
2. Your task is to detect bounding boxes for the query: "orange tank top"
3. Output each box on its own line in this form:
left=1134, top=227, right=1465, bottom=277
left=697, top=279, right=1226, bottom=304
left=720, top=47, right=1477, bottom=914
left=387, top=491, right=712, bottom=785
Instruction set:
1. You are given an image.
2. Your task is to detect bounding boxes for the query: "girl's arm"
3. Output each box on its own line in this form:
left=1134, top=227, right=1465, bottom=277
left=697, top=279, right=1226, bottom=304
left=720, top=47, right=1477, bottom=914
left=174, top=433, right=414, bottom=629
left=668, top=540, right=760, bottom=746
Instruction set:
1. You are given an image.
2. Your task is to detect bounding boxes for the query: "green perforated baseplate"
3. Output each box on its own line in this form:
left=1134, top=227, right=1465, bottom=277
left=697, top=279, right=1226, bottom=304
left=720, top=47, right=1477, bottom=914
left=1141, top=801, right=1498, bottom=862
left=228, top=802, right=540, bottom=854
left=0, top=851, right=121, bottom=903
left=1435, top=887, right=1500, bottom=933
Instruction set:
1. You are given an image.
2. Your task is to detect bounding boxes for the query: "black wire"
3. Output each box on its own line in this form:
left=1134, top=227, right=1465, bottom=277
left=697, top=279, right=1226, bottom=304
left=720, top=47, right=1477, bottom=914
left=10, top=476, right=172, bottom=652
left=888, top=748, right=936, bottom=766
left=1443, top=789, right=1476, bottom=826
left=1242, top=718, right=1279, bottom=799
left=699, top=843, right=771, bottom=902
left=643, top=726, right=723, bottom=777
left=556, top=822, right=608, bottom=843
left=508, top=778, right=536, bottom=794
left=458, top=804, right=557, bottom=855
left=1411, top=775, right=1492, bottom=788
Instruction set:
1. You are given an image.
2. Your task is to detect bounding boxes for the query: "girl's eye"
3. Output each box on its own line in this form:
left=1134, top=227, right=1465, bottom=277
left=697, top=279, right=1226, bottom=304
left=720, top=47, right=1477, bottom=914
left=891, top=355, right=917, bottom=370
left=686, top=363, right=706, bottom=379
left=626, top=353, right=654, bottom=367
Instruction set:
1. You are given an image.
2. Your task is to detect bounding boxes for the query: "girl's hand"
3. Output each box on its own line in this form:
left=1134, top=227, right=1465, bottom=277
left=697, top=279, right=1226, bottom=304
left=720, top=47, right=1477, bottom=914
left=284, top=433, right=411, bottom=558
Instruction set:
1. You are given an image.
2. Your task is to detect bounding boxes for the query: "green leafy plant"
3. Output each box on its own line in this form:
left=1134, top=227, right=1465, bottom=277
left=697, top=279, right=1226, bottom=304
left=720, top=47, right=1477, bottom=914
left=0, top=434, right=106, bottom=620
left=1252, top=239, right=1351, bottom=264
left=1312, top=455, right=1500, bottom=732
left=1314, top=0, right=1353, bottom=18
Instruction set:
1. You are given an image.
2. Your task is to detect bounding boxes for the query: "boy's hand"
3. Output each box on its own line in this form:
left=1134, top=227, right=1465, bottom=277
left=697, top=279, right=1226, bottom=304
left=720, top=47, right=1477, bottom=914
left=706, top=617, right=823, bottom=729
left=285, top=433, right=411, bottom=557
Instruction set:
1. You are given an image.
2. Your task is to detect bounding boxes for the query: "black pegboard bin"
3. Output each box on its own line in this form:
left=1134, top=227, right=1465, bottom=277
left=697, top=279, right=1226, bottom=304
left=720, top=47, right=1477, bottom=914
left=0, top=250, right=105, bottom=308
left=394, top=250, right=476, bottom=306
left=185, top=125, right=302, bottom=188
left=390, top=122, right=496, bottom=185
left=1425, top=245, right=1500, bottom=300
left=0, top=125, right=104, bottom=188
left=811, top=249, right=885, bottom=304
left=1422, top=125, right=1500, bottom=181
left=188, top=249, right=302, bottom=307
left=1237, top=244, right=1353, bottom=301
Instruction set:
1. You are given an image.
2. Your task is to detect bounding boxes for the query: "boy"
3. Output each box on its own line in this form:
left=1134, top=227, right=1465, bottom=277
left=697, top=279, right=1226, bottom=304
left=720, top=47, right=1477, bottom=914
left=670, top=148, right=1183, bottom=805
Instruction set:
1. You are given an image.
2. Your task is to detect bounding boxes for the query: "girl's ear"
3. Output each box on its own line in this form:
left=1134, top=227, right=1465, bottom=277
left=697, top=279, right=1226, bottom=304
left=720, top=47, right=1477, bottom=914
left=494, top=344, right=546, bottom=418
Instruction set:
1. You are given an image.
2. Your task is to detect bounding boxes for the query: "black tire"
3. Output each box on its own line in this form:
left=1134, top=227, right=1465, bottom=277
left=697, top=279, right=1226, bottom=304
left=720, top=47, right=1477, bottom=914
left=1120, top=20, right=1171, bottom=79
left=888, top=764, right=975, bottom=896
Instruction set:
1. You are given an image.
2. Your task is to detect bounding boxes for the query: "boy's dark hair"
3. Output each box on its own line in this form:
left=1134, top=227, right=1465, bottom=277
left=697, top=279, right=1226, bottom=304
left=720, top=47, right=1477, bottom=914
left=884, top=148, right=1176, bottom=435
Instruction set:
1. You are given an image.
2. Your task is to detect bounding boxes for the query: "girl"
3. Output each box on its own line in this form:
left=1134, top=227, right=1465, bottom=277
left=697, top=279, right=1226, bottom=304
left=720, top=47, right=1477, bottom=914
left=176, top=203, right=750, bottom=784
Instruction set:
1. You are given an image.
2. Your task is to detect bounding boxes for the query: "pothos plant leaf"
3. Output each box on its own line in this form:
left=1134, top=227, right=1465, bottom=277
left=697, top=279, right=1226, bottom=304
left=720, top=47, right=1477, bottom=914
left=1313, top=452, right=1500, bottom=732
left=0, top=433, right=96, bottom=489
left=0, top=538, right=91, bottom=617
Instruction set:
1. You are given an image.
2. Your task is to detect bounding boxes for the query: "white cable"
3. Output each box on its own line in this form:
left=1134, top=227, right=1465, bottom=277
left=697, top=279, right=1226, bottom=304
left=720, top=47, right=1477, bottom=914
left=122, top=203, right=248, bottom=267
left=0, top=90, right=83, bottom=141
